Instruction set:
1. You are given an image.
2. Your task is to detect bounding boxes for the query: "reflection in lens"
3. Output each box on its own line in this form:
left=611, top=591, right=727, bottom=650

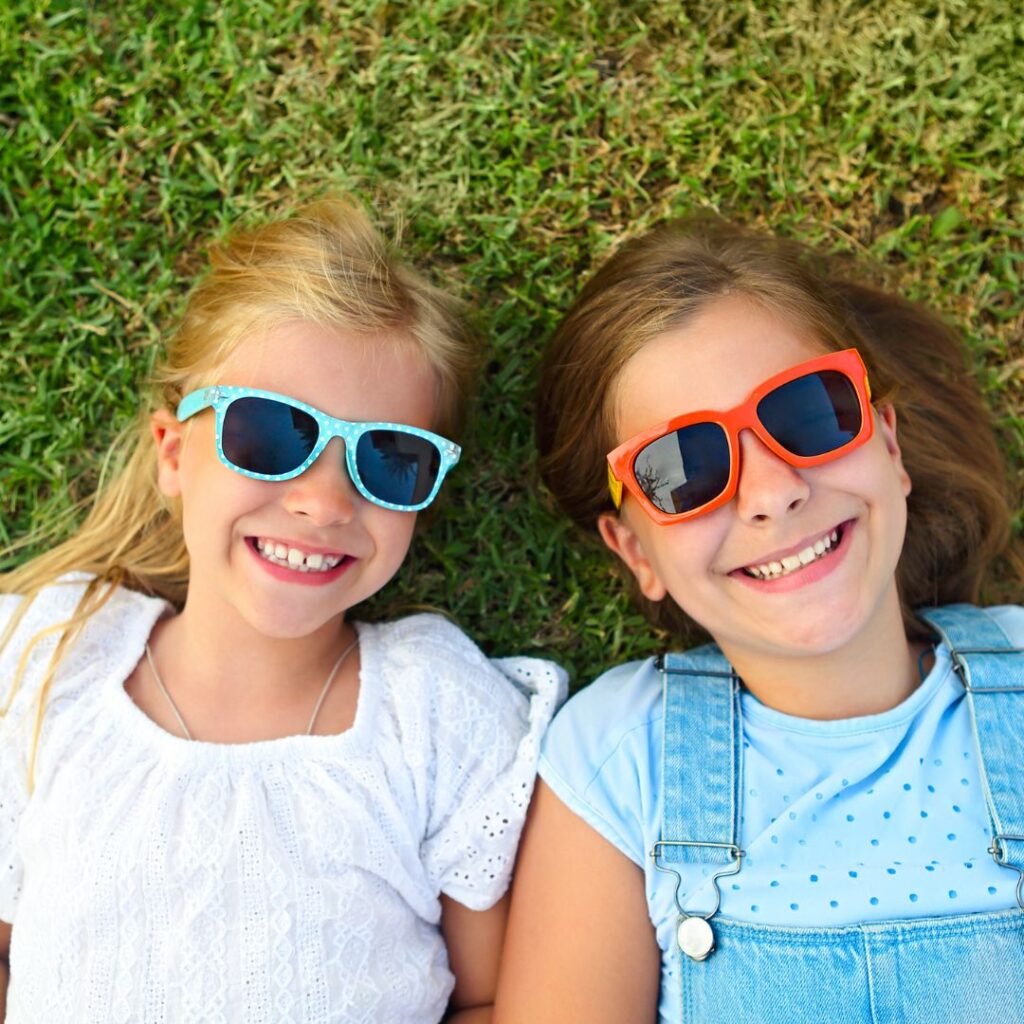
left=223, top=397, right=318, bottom=475
left=634, top=422, right=730, bottom=514
left=357, top=431, right=440, bottom=506
left=758, top=371, right=861, bottom=457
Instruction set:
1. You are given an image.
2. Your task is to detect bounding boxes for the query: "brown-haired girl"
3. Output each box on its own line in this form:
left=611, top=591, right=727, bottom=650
left=0, top=199, right=564, bottom=1023
left=496, top=217, right=1022, bottom=1023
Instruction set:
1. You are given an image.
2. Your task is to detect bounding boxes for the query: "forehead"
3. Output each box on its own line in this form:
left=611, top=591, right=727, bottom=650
left=611, top=295, right=828, bottom=441
left=215, top=319, right=438, bottom=428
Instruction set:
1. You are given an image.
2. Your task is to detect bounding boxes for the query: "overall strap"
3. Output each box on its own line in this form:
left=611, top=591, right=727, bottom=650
left=917, top=605, right=1024, bottom=890
left=656, top=645, right=742, bottom=869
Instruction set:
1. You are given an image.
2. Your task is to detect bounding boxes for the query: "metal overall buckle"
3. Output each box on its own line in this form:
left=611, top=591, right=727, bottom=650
left=651, top=840, right=743, bottom=961
left=988, top=834, right=1024, bottom=910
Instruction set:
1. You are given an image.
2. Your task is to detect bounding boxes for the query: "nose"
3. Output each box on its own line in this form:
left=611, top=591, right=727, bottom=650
left=733, top=429, right=810, bottom=523
left=281, top=438, right=359, bottom=525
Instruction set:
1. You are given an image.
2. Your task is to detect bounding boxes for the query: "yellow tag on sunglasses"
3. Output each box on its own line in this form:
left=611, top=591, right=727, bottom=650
left=607, top=464, right=623, bottom=508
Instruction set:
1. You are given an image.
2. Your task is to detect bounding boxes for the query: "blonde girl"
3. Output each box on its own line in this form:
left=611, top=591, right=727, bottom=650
left=495, top=217, right=1021, bottom=1023
left=0, top=200, right=564, bottom=1023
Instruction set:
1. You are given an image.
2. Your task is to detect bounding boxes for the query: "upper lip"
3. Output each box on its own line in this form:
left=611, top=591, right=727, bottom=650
left=731, top=521, right=846, bottom=572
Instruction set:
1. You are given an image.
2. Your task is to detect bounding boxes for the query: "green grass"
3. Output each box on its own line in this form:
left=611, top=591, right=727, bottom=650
left=2, top=0, right=1021, bottom=686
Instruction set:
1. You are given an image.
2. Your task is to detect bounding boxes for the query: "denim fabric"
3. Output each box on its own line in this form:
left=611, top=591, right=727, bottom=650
left=678, top=909, right=1024, bottom=1023
left=660, top=648, right=741, bottom=872
left=662, top=605, right=1024, bottom=1023
left=926, top=605, right=1024, bottom=887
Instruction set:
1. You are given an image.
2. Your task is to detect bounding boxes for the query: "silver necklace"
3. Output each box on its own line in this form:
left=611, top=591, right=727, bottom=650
left=144, top=636, right=360, bottom=741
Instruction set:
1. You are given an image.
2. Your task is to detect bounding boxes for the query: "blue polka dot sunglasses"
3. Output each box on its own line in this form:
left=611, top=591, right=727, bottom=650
left=177, top=386, right=461, bottom=512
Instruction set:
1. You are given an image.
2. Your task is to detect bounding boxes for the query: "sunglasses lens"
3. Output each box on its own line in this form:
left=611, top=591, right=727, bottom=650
left=757, top=370, right=862, bottom=458
left=222, top=397, right=319, bottom=475
left=355, top=430, right=441, bottom=508
left=633, top=421, right=731, bottom=515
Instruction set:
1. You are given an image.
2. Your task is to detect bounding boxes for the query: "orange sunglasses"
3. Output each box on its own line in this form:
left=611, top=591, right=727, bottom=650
left=606, top=348, right=874, bottom=525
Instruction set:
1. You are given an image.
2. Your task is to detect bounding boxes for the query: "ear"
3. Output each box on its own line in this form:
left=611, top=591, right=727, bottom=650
left=151, top=409, right=185, bottom=498
left=875, top=402, right=912, bottom=497
left=597, top=511, right=667, bottom=602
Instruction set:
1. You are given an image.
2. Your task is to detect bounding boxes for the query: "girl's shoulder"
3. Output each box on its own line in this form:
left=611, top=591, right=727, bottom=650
left=1, top=571, right=161, bottom=626
left=360, top=611, right=502, bottom=673
left=357, top=611, right=567, bottom=725
left=538, top=657, right=664, bottom=867
left=978, top=603, right=1024, bottom=641
left=544, top=655, right=664, bottom=759
left=1, top=573, right=167, bottom=713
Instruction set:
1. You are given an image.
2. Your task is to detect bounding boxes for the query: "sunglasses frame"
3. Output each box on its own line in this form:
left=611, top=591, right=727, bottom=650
left=606, top=348, right=874, bottom=525
left=177, top=385, right=462, bottom=512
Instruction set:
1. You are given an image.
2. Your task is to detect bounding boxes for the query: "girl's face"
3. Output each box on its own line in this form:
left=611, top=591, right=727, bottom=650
left=153, top=319, right=438, bottom=642
left=598, top=294, right=912, bottom=669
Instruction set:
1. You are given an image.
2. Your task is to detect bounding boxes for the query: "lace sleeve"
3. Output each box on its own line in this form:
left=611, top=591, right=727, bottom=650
left=418, top=639, right=567, bottom=910
left=0, top=578, right=112, bottom=923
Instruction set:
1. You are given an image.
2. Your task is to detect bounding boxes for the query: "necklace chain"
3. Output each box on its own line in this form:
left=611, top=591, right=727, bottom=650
left=144, top=636, right=360, bottom=741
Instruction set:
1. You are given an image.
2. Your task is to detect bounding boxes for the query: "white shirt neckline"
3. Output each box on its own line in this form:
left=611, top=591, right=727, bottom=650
left=102, top=596, right=381, bottom=763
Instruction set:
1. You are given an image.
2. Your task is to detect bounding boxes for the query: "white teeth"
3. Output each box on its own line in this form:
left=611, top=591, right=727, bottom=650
left=254, top=539, right=344, bottom=573
left=744, top=527, right=843, bottom=580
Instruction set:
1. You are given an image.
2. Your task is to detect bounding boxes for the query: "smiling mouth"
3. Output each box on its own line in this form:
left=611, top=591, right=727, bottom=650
left=252, top=537, right=348, bottom=573
left=742, top=525, right=845, bottom=580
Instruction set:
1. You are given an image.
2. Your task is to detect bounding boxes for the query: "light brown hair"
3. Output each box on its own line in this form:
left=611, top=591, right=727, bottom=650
left=536, top=216, right=1018, bottom=643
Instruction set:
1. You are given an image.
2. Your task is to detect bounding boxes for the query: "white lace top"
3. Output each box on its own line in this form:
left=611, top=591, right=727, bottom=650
left=0, top=579, right=566, bottom=1023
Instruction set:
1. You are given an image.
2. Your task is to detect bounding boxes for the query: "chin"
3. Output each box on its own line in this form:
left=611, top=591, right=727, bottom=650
left=238, top=596, right=345, bottom=641
left=765, top=598, right=875, bottom=657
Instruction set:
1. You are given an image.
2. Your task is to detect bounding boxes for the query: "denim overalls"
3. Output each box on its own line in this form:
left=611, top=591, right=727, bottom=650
left=656, top=605, right=1024, bottom=1023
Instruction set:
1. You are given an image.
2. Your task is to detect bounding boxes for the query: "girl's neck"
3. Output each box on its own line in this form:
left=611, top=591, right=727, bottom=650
left=720, top=591, right=927, bottom=721
left=143, top=594, right=359, bottom=743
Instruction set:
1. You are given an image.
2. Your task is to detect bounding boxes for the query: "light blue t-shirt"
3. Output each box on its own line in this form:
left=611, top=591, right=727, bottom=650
left=539, top=605, right=1024, bottom=1023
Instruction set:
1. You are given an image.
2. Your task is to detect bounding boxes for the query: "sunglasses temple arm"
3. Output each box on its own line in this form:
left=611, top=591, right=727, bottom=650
left=177, top=387, right=221, bottom=423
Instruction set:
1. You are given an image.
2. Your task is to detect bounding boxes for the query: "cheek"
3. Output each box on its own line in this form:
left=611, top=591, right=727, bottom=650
left=374, top=511, right=419, bottom=565
left=643, top=510, right=731, bottom=585
left=884, top=473, right=910, bottom=549
left=177, top=462, right=268, bottom=545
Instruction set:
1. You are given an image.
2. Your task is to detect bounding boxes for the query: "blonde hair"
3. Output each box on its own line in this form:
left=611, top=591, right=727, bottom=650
left=2, top=198, right=476, bottom=786
left=537, top=215, right=1019, bottom=643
